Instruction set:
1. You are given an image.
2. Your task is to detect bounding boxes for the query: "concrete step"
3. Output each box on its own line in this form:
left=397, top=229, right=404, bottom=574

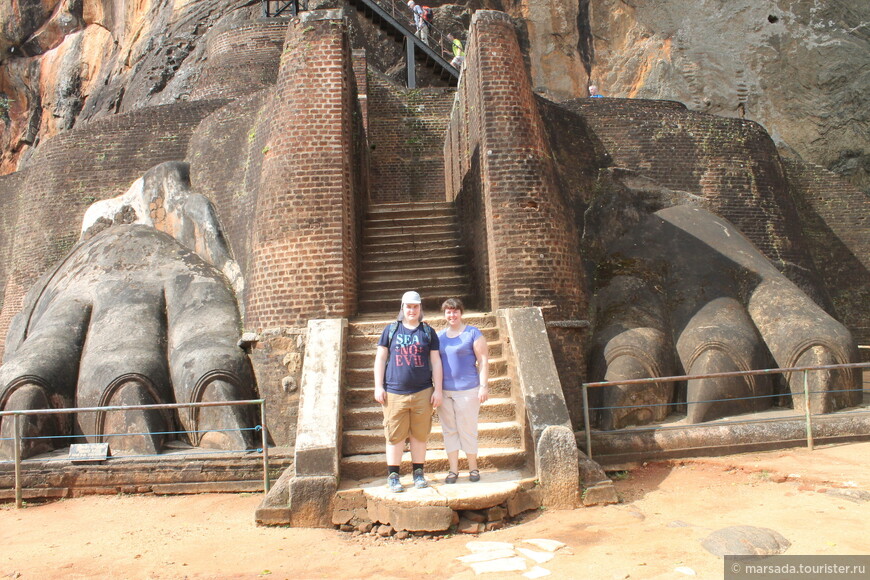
left=344, top=397, right=516, bottom=430
left=358, top=276, right=469, bottom=294
left=340, top=447, right=528, bottom=481
left=363, top=239, right=461, bottom=255
left=358, top=284, right=470, bottom=314
left=347, top=354, right=508, bottom=378
left=345, top=341, right=503, bottom=368
left=347, top=317, right=499, bottom=339
left=364, top=225, right=459, bottom=241
left=362, top=250, right=465, bottom=270
left=366, top=203, right=455, bottom=220
left=342, top=421, right=524, bottom=455
left=365, top=214, right=456, bottom=229
left=362, top=229, right=460, bottom=245
left=359, top=265, right=468, bottom=284
left=343, top=376, right=513, bottom=405
left=345, top=357, right=508, bottom=388
left=347, top=328, right=501, bottom=351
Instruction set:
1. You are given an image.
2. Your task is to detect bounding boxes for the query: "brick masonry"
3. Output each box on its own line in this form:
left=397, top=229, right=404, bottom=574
left=783, top=158, right=870, bottom=344
left=561, top=98, right=829, bottom=306
left=192, top=18, right=289, bottom=102
left=445, top=11, right=588, bottom=426
left=245, top=10, right=365, bottom=330
left=366, top=71, right=454, bottom=203
left=0, top=99, right=227, bottom=358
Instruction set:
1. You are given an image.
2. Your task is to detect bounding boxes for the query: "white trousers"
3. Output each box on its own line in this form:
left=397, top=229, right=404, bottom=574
left=439, top=387, right=480, bottom=454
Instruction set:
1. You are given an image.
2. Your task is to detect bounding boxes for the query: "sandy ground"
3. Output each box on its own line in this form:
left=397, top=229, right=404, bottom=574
left=1, top=442, right=868, bottom=580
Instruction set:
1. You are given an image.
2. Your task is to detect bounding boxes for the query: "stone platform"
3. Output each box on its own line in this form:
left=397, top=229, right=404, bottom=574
left=0, top=445, right=294, bottom=501
left=333, top=468, right=541, bottom=532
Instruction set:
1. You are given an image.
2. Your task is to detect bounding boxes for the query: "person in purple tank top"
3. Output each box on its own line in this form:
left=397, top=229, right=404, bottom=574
left=437, top=298, right=489, bottom=483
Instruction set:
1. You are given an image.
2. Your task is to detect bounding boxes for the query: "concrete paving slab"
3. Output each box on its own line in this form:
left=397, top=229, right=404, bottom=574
left=522, top=539, right=566, bottom=552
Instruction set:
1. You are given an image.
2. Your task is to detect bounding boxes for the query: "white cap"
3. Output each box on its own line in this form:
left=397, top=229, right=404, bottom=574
left=401, top=290, right=422, bottom=304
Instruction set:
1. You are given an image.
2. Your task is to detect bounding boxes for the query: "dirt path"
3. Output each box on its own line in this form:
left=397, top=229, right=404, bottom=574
left=2, top=443, right=868, bottom=579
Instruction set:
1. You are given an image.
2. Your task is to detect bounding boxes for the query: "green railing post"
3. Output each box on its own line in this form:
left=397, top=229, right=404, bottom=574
left=582, top=383, right=592, bottom=459
left=14, top=413, right=22, bottom=508
left=261, top=401, right=270, bottom=494
left=804, top=369, right=814, bottom=451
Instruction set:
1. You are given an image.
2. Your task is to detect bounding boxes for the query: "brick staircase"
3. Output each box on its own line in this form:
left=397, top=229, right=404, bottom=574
left=357, top=201, right=472, bottom=313
left=341, top=313, right=527, bottom=483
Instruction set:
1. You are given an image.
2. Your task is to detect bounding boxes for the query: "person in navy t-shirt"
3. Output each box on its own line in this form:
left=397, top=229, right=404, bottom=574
left=373, top=291, right=442, bottom=492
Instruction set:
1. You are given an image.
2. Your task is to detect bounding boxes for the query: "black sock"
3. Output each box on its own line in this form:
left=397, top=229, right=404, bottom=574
left=388, top=465, right=400, bottom=476
left=412, top=463, right=424, bottom=473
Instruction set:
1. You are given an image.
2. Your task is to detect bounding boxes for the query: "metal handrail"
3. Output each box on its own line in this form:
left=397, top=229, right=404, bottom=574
left=580, top=361, right=870, bottom=459
left=2, top=399, right=270, bottom=508
left=352, top=0, right=459, bottom=77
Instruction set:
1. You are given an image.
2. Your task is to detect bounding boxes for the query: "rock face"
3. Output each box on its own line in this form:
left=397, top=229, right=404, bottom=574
left=584, top=0, right=870, bottom=192
left=0, top=0, right=866, bottom=188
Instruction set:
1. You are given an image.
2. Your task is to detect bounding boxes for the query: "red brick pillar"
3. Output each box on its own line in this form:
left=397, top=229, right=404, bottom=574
left=466, top=11, right=588, bottom=426
left=469, top=11, right=586, bottom=318
left=246, top=10, right=359, bottom=329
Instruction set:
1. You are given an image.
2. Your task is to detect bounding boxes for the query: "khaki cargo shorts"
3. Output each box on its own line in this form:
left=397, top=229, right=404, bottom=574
left=382, top=387, right=434, bottom=444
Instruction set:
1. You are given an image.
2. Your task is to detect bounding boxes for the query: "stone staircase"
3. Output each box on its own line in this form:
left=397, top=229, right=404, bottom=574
left=357, top=201, right=472, bottom=313
left=341, top=313, right=528, bottom=483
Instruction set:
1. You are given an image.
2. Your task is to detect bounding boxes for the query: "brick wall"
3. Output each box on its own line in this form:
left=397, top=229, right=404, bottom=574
left=366, top=71, right=454, bottom=203
left=445, top=11, right=589, bottom=427
left=0, top=100, right=226, bottom=357
left=784, top=158, right=870, bottom=344
left=187, top=90, right=271, bottom=281
left=245, top=10, right=365, bottom=329
left=191, top=18, right=288, bottom=102
left=560, top=98, right=828, bottom=305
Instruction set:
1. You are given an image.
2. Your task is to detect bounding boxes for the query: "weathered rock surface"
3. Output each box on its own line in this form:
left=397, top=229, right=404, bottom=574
left=585, top=0, right=870, bottom=192
left=701, top=525, right=791, bottom=557
left=1, top=0, right=866, bottom=189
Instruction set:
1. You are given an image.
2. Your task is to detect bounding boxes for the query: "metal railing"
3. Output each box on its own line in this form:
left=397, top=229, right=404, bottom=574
left=263, top=0, right=306, bottom=17
left=379, top=0, right=455, bottom=63
left=581, top=361, right=870, bottom=459
left=1, top=399, right=270, bottom=508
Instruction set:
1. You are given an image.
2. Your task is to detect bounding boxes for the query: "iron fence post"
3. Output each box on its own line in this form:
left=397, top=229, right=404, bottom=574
left=804, top=369, right=814, bottom=450
left=582, top=383, right=592, bottom=459
left=261, top=401, right=270, bottom=494
left=14, top=413, right=22, bottom=508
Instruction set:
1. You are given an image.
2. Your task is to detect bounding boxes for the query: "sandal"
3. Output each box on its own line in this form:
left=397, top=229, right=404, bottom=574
left=469, top=469, right=480, bottom=482
left=445, top=471, right=459, bottom=484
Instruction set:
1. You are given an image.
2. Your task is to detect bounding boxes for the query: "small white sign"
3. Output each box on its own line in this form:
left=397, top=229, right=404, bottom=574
left=69, top=443, right=109, bottom=462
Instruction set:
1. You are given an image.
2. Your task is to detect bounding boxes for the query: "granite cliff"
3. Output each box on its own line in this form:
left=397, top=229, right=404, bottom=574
left=1, top=0, right=867, bottom=192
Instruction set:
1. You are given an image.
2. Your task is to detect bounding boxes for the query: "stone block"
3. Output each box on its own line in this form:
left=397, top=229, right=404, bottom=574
left=486, top=505, right=506, bottom=522
left=536, top=425, right=580, bottom=509
left=367, top=497, right=390, bottom=524
left=582, top=482, right=619, bottom=506
left=390, top=505, right=454, bottom=532
left=460, top=509, right=487, bottom=523
left=288, top=475, right=337, bottom=528
left=255, top=506, right=292, bottom=526
left=506, top=486, right=541, bottom=517
left=457, top=517, right=483, bottom=534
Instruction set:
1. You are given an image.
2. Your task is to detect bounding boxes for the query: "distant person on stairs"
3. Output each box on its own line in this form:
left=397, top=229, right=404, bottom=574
left=373, top=291, right=443, bottom=493
left=445, top=33, right=465, bottom=68
left=407, top=0, right=430, bottom=44
left=438, top=298, right=489, bottom=483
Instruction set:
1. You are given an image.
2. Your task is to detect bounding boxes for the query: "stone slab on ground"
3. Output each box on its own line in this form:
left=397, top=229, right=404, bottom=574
left=345, top=469, right=538, bottom=531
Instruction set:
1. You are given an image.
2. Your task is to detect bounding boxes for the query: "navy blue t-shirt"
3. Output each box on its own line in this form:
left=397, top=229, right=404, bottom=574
left=377, top=322, right=440, bottom=395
